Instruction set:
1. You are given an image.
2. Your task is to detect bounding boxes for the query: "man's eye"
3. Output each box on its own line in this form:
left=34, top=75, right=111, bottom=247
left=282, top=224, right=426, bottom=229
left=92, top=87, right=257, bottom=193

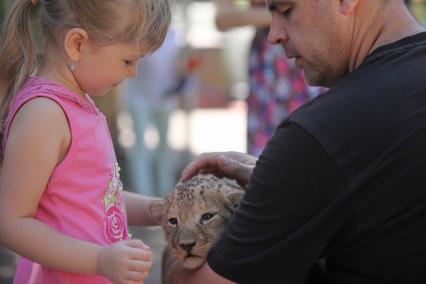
left=201, top=213, right=216, bottom=222
left=168, top=218, right=178, bottom=226
left=282, top=8, right=293, bottom=17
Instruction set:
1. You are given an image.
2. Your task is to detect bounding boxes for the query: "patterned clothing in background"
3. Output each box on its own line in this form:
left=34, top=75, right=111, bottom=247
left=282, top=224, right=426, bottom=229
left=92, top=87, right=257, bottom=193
left=247, top=28, right=323, bottom=156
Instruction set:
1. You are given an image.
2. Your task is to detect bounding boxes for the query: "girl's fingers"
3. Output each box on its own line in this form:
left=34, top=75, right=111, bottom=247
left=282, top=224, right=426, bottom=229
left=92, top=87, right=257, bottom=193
left=124, top=280, right=145, bottom=284
left=129, top=247, right=152, bottom=261
left=125, top=270, right=149, bottom=281
left=125, top=239, right=150, bottom=250
left=128, top=259, right=152, bottom=272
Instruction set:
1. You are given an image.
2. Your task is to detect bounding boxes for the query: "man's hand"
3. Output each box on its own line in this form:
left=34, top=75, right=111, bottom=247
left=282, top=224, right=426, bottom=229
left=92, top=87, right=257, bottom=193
left=180, top=151, right=257, bottom=188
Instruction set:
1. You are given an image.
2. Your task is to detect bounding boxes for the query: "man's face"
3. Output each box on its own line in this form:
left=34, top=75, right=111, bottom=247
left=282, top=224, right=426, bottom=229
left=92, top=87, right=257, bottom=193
left=266, top=0, right=352, bottom=87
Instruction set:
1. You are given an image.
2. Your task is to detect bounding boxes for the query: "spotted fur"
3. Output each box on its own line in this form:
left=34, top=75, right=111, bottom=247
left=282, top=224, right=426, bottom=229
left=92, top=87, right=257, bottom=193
left=149, top=174, right=244, bottom=269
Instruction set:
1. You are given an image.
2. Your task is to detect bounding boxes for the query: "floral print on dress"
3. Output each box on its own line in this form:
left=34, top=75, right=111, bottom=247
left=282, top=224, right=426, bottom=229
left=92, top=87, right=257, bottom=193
left=103, top=161, right=128, bottom=243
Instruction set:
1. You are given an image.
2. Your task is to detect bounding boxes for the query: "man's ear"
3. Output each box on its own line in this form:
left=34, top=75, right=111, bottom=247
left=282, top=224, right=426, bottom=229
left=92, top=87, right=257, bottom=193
left=148, top=199, right=165, bottom=225
left=340, top=0, right=360, bottom=15
left=63, top=28, right=89, bottom=63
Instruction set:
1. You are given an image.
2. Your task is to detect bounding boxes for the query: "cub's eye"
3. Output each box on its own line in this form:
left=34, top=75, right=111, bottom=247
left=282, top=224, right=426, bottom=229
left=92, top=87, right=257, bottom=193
left=168, top=218, right=178, bottom=226
left=201, top=213, right=216, bottom=222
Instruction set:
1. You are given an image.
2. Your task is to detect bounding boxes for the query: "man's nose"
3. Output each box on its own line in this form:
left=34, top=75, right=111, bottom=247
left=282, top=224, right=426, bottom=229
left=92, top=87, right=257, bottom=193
left=268, top=16, right=289, bottom=45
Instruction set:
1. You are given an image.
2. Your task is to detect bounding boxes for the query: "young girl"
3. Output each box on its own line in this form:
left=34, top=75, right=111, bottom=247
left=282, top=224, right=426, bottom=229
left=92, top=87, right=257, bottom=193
left=0, top=0, right=170, bottom=283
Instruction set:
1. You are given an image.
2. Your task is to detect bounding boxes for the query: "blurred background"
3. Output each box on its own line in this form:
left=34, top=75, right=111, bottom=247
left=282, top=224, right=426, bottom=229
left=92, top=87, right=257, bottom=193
left=0, top=0, right=425, bottom=283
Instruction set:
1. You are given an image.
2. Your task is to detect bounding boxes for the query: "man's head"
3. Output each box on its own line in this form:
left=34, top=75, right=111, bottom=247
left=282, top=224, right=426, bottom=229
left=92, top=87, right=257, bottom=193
left=266, top=0, right=417, bottom=87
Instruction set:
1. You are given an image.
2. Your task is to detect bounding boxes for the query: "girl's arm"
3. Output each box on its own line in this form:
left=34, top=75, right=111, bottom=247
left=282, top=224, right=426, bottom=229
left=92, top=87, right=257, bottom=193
left=215, top=0, right=271, bottom=31
left=0, top=98, right=101, bottom=273
left=124, top=191, right=162, bottom=226
left=0, top=98, right=150, bottom=281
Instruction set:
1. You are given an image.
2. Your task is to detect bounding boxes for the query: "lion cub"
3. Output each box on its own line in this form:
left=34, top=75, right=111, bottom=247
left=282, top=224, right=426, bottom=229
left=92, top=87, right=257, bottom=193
left=149, top=174, right=244, bottom=270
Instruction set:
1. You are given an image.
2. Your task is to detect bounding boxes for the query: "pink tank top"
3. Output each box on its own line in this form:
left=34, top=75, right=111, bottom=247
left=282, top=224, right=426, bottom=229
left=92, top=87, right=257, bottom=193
left=2, top=77, right=128, bottom=284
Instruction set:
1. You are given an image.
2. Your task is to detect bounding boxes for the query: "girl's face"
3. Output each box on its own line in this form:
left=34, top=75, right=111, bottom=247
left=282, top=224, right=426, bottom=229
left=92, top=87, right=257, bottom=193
left=73, top=41, right=147, bottom=96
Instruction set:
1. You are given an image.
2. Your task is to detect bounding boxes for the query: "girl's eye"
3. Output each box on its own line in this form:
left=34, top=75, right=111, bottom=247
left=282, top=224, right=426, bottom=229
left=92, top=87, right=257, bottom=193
left=168, top=218, right=178, bottom=226
left=124, top=60, right=134, bottom=66
left=201, top=213, right=216, bottom=222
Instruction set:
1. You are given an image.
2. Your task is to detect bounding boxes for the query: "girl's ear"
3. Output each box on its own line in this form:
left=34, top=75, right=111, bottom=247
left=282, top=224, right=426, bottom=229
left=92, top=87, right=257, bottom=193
left=63, top=28, right=89, bottom=62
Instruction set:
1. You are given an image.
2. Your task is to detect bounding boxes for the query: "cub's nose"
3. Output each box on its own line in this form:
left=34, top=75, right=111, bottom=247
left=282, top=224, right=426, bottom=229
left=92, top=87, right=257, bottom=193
left=179, top=241, right=196, bottom=253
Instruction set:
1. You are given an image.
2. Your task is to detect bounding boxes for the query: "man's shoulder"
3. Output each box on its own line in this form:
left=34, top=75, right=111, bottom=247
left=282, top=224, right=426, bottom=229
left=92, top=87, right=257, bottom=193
left=291, top=35, right=426, bottom=130
left=287, top=40, right=426, bottom=170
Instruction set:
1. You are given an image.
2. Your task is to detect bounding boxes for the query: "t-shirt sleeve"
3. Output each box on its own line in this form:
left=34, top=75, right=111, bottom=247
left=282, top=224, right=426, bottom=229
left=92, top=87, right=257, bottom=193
left=207, top=120, right=347, bottom=283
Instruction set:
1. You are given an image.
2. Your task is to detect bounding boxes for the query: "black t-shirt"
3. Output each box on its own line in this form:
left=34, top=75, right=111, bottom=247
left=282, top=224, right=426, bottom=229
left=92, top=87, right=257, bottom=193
left=208, top=32, right=426, bottom=283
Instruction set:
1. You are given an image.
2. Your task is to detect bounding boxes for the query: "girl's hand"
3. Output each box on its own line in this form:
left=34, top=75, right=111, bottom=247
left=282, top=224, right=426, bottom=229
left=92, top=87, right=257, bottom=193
left=98, top=239, right=152, bottom=284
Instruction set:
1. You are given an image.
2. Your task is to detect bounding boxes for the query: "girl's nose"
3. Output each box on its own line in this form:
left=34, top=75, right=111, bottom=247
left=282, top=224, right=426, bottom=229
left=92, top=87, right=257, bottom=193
left=128, top=65, right=138, bottom=78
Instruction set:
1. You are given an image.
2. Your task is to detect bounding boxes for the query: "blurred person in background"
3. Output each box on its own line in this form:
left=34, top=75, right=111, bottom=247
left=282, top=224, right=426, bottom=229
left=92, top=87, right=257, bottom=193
left=122, top=27, right=181, bottom=197
left=215, top=0, right=323, bottom=156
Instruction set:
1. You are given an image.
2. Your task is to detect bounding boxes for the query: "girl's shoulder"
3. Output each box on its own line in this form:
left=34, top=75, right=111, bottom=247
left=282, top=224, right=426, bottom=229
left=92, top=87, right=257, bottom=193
left=2, top=95, right=70, bottom=163
left=16, top=96, right=67, bottom=118
left=15, top=76, right=98, bottom=114
left=9, top=96, right=69, bottom=139
left=2, top=77, right=78, bottom=153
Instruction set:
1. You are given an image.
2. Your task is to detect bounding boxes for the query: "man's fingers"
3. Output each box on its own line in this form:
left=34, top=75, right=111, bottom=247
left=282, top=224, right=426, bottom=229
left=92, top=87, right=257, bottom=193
left=180, top=152, right=253, bottom=187
left=180, top=161, right=204, bottom=181
left=218, top=156, right=253, bottom=187
left=180, top=153, right=219, bottom=181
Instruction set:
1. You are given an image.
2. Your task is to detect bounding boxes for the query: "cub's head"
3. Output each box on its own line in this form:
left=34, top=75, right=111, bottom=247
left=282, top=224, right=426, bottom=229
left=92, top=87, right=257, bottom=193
left=149, top=174, right=244, bottom=269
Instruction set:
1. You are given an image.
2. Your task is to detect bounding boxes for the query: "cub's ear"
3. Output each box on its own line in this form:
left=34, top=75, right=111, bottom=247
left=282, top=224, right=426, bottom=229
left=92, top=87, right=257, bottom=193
left=225, top=189, right=244, bottom=210
left=148, top=199, right=165, bottom=225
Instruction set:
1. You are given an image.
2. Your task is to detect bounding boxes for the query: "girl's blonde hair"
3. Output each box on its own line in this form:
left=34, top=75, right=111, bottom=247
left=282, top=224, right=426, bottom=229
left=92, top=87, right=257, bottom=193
left=0, top=0, right=171, bottom=149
